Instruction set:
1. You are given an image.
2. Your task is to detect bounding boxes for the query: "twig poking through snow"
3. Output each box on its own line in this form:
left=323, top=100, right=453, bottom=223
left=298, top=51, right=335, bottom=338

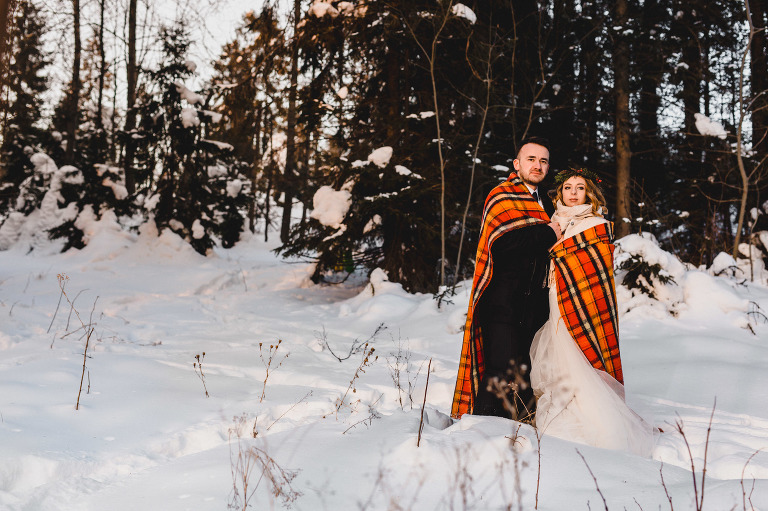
left=258, top=340, right=288, bottom=403
left=659, top=462, right=675, bottom=510
left=576, top=449, right=609, bottom=511
left=417, top=358, right=432, bottom=447
left=741, top=449, right=762, bottom=511
left=193, top=352, right=209, bottom=398
left=672, top=398, right=716, bottom=511
left=317, top=323, right=386, bottom=362
left=55, top=273, right=98, bottom=411
left=267, top=390, right=313, bottom=431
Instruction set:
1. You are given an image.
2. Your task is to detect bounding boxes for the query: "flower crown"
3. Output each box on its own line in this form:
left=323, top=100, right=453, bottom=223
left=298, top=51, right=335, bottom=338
left=554, top=167, right=602, bottom=184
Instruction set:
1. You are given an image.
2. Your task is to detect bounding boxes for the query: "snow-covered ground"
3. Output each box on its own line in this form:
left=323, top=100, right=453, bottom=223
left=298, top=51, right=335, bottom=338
left=1, top=216, right=768, bottom=510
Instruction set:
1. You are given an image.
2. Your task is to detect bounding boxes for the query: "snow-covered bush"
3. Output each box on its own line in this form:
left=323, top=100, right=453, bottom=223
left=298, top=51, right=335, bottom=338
left=615, top=232, right=758, bottom=330
left=131, top=23, right=252, bottom=254
left=0, top=154, right=80, bottom=251
left=0, top=150, right=132, bottom=252
left=614, top=233, right=687, bottom=317
left=737, top=201, right=768, bottom=286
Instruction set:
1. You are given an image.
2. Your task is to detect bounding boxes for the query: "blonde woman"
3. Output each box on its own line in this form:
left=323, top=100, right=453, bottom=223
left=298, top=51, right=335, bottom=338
left=530, top=168, right=654, bottom=455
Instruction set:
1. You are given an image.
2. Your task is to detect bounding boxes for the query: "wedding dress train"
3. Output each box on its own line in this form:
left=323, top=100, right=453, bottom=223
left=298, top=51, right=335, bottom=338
left=530, top=273, right=655, bottom=456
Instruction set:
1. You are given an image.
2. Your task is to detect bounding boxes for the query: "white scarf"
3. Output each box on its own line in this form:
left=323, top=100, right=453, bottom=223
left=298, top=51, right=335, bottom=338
left=551, top=201, right=601, bottom=234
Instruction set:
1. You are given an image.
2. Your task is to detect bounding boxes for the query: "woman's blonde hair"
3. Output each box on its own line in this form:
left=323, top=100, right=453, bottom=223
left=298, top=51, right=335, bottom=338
left=553, top=175, right=607, bottom=216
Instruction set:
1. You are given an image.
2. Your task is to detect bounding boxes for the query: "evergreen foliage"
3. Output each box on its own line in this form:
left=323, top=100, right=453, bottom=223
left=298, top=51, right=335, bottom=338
left=130, top=23, right=251, bottom=254
left=209, top=6, right=288, bottom=237
left=0, top=0, right=767, bottom=287
left=0, top=0, right=49, bottom=212
left=618, top=254, right=676, bottom=299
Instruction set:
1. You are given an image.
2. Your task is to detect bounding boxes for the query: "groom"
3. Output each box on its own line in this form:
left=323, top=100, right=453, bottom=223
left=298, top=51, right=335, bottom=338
left=451, top=137, right=561, bottom=419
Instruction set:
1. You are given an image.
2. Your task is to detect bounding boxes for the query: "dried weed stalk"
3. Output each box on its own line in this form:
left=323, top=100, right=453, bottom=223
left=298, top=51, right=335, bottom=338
left=193, top=352, right=209, bottom=397
left=487, top=360, right=534, bottom=424
left=357, top=461, right=426, bottom=511
left=659, top=461, right=674, bottom=510
left=228, top=415, right=301, bottom=510
left=258, top=339, right=288, bottom=403
left=506, top=424, right=526, bottom=511
left=55, top=274, right=98, bottom=410
left=343, top=394, right=383, bottom=434
left=267, top=390, right=313, bottom=431
left=333, top=342, right=377, bottom=414
left=576, top=449, right=609, bottom=511
left=672, top=398, right=716, bottom=511
left=442, top=444, right=477, bottom=511
left=316, top=322, right=386, bottom=362
left=531, top=391, right=576, bottom=510
left=416, top=358, right=432, bottom=447
left=741, top=449, right=762, bottom=511
left=386, top=333, right=427, bottom=410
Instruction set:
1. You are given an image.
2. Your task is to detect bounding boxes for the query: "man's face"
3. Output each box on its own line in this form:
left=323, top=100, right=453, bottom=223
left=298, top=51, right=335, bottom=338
left=513, top=143, right=550, bottom=187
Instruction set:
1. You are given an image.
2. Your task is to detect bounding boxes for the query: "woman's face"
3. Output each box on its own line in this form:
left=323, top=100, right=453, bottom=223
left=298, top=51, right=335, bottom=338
left=562, top=176, right=587, bottom=206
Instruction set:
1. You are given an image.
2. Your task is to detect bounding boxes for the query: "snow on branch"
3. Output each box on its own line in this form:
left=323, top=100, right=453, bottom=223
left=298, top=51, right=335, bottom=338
left=694, top=113, right=727, bottom=139
left=309, top=1, right=339, bottom=18
left=451, top=4, right=477, bottom=24
left=174, top=81, right=204, bottom=105
left=311, top=186, right=351, bottom=229
left=367, top=146, right=393, bottom=168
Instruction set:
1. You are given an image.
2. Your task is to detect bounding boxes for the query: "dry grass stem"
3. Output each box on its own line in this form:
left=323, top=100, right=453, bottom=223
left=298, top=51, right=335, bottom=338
left=386, top=333, right=427, bottom=410
left=488, top=361, right=534, bottom=424
left=193, top=352, right=209, bottom=397
left=673, top=398, right=716, bottom=511
left=507, top=423, right=525, bottom=511
left=659, top=462, right=674, bottom=510
left=343, top=394, right=383, bottom=434
left=576, top=449, right=609, bottom=511
left=258, top=339, right=288, bottom=403
left=416, top=358, right=432, bottom=447
left=317, top=322, right=386, bottom=362
left=267, top=390, right=313, bottom=431
left=741, top=448, right=763, bottom=511
left=228, top=416, right=301, bottom=510
left=55, top=274, right=98, bottom=410
left=334, top=342, right=377, bottom=414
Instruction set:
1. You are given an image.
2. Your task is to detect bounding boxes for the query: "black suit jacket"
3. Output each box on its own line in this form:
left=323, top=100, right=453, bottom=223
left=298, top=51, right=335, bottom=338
left=541, top=186, right=556, bottom=217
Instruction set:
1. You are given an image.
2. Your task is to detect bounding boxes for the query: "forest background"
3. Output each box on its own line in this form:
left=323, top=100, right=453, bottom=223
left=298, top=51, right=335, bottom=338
left=0, top=0, right=767, bottom=293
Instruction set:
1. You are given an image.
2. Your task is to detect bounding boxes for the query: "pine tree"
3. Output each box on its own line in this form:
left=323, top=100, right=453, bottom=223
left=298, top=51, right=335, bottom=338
left=209, top=5, right=288, bottom=238
left=134, top=23, right=251, bottom=253
left=0, top=0, right=50, bottom=212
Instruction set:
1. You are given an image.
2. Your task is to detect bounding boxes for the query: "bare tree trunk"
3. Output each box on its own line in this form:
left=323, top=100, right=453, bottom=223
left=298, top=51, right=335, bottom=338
left=64, top=0, right=82, bottom=165
left=613, top=0, right=632, bottom=238
left=734, top=0, right=758, bottom=263
left=0, top=0, right=12, bottom=167
left=454, top=25, right=493, bottom=287
left=96, top=0, right=105, bottom=136
left=249, top=101, right=264, bottom=233
left=749, top=0, right=768, bottom=155
left=280, top=0, right=300, bottom=244
left=403, top=1, right=453, bottom=287
left=123, top=0, right=137, bottom=194
left=0, top=0, right=12, bottom=74
left=264, top=111, right=274, bottom=242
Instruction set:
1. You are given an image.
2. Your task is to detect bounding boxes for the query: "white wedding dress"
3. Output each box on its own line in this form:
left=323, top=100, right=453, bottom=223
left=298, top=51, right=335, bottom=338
left=530, top=204, right=654, bottom=456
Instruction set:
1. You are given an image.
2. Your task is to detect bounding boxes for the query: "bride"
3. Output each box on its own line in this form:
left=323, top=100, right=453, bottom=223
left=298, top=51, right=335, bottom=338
left=530, top=168, right=654, bottom=456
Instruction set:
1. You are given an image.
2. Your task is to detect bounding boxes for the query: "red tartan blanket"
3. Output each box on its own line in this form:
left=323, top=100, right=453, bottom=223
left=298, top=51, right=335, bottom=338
left=550, top=222, right=623, bottom=384
left=451, top=173, right=550, bottom=418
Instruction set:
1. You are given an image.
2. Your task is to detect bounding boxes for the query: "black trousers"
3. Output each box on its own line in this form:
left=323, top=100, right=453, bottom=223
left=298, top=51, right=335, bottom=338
left=472, top=319, right=537, bottom=419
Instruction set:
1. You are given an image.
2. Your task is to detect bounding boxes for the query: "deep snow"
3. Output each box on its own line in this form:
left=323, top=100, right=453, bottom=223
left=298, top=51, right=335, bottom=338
left=1, top=217, right=768, bottom=511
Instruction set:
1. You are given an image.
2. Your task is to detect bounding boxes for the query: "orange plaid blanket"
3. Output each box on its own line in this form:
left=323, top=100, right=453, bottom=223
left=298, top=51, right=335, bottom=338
left=450, top=173, right=550, bottom=418
left=550, top=222, right=623, bottom=384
